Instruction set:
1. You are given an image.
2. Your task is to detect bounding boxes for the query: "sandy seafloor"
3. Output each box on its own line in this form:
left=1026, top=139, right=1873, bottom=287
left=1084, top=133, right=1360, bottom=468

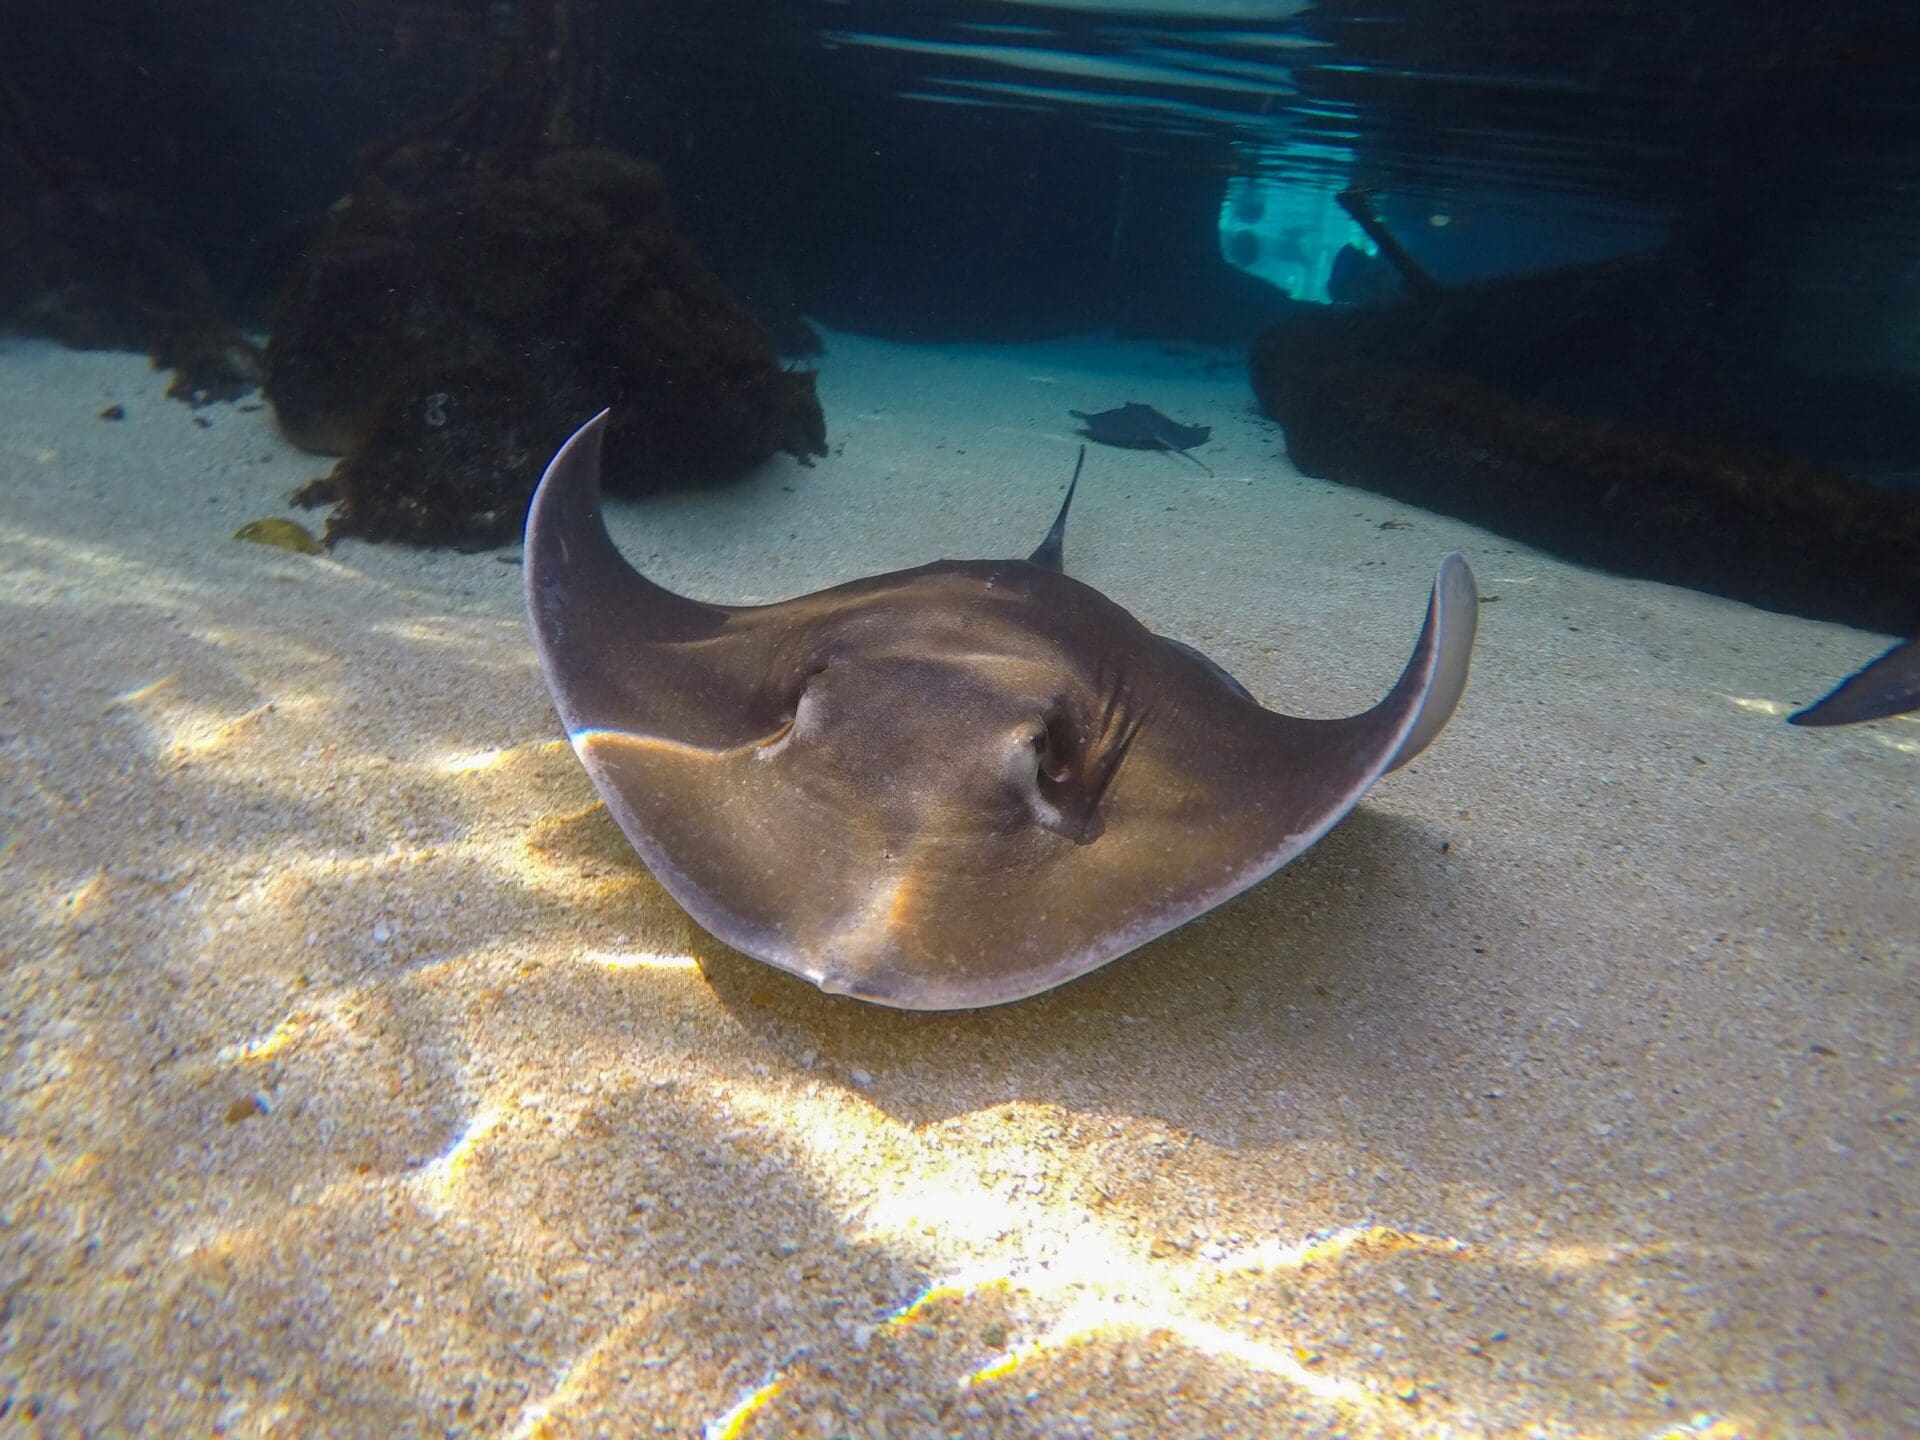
left=0, top=325, right=1914, bottom=1440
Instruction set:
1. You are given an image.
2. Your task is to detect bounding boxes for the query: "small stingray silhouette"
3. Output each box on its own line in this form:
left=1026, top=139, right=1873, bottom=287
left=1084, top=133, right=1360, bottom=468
left=1070, top=402, right=1213, bottom=473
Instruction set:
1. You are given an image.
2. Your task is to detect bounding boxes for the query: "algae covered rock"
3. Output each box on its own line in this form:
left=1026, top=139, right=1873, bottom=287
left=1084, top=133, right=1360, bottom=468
left=265, top=145, right=826, bottom=547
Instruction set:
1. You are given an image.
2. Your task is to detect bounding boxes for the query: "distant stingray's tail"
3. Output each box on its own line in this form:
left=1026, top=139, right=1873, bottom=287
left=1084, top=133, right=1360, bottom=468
left=1166, top=443, right=1214, bottom=478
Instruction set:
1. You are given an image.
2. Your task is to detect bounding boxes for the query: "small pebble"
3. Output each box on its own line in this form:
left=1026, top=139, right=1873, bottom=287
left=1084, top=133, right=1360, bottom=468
left=849, top=1068, right=873, bottom=1088
left=224, top=1095, right=265, bottom=1125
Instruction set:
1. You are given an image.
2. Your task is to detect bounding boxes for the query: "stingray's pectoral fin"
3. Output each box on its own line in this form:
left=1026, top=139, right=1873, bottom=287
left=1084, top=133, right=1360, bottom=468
left=1789, top=635, right=1920, bottom=726
left=525, top=409, right=739, bottom=746
left=1376, top=551, right=1479, bottom=771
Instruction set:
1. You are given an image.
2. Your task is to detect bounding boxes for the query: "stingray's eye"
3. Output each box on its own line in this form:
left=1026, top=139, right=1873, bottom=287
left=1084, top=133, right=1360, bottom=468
left=1032, top=709, right=1076, bottom=784
left=760, top=655, right=831, bottom=751
left=785, top=655, right=830, bottom=711
left=1018, top=706, right=1104, bottom=844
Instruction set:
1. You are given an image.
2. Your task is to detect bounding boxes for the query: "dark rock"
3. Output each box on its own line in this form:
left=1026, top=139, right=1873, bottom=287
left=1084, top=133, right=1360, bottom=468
left=152, top=313, right=265, bottom=407
left=264, top=146, right=827, bottom=547
left=0, top=158, right=260, bottom=406
left=1250, top=292, right=1920, bottom=635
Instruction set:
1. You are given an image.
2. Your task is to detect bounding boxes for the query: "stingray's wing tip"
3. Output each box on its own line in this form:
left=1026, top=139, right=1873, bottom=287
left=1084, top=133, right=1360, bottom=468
left=1382, top=551, right=1479, bottom=771
left=525, top=409, right=624, bottom=647
left=529, top=409, right=614, bottom=520
left=570, top=407, right=615, bottom=469
left=1788, top=635, right=1920, bottom=726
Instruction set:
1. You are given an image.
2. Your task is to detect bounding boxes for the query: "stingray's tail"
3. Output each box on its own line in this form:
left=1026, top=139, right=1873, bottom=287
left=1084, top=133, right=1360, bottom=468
left=1167, top=444, right=1214, bottom=478
left=1028, top=446, right=1085, bottom=572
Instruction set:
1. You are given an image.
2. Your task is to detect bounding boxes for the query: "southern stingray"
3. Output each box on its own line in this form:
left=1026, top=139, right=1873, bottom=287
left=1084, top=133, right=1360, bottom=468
left=1790, top=635, right=1920, bottom=726
left=525, top=412, right=1478, bottom=1009
left=1070, top=402, right=1213, bottom=473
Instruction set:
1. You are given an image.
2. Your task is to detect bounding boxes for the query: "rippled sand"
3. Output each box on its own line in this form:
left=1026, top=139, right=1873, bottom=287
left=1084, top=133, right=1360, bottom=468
left=2, top=331, right=1914, bottom=1437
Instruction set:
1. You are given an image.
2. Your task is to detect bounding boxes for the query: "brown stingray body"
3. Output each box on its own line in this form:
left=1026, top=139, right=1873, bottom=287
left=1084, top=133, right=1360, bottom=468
left=526, top=412, right=1478, bottom=1009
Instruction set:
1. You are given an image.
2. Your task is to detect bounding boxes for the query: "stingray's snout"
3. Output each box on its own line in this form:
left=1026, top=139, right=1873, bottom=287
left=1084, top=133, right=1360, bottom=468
left=784, top=654, right=1092, bottom=841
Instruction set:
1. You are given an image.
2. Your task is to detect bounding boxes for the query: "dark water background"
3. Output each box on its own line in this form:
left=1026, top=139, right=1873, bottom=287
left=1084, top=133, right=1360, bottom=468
left=8, top=1, right=1918, bottom=334
left=5, top=0, right=1920, bottom=614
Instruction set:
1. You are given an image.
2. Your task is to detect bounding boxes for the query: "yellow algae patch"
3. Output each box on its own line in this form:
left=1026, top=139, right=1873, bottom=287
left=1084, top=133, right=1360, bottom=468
left=234, top=518, right=324, bottom=555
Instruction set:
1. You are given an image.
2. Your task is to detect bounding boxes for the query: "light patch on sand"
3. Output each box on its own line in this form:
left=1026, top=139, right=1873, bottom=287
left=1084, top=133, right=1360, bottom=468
left=164, top=699, right=286, bottom=759
left=507, top=1301, right=670, bottom=1440
left=217, top=1013, right=314, bottom=1066
left=1724, top=694, right=1791, bottom=717
left=703, top=1080, right=1469, bottom=1424
left=703, top=1377, right=785, bottom=1440
left=54, top=868, right=108, bottom=924
left=581, top=948, right=700, bottom=971
left=373, top=616, right=528, bottom=655
left=1644, top=1416, right=1746, bottom=1440
left=112, top=680, right=331, bottom=763
left=106, top=675, right=177, bottom=706
left=966, top=1303, right=1367, bottom=1404
left=414, top=1105, right=506, bottom=1214
left=434, top=737, right=569, bottom=775
left=697, top=1071, right=1774, bottom=1436
left=436, top=745, right=517, bottom=775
